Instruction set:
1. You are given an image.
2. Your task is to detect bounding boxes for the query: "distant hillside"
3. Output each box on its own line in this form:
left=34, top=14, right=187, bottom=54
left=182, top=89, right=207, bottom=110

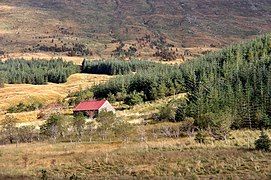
left=0, top=0, right=271, bottom=58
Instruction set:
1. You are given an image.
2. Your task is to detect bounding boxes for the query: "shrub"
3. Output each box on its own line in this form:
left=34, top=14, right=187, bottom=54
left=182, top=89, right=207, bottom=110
left=124, top=92, right=144, bottom=106
left=255, top=131, right=271, bottom=151
left=159, top=124, right=182, bottom=138
left=180, top=117, right=195, bottom=137
left=107, top=92, right=116, bottom=103
left=17, top=126, right=37, bottom=143
left=39, top=114, right=69, bottom=140
left=0, top=115, right=18, bottom=144
left=73, top=113, right=86, bottom=140
left=115, top=92, right=127, bottom=101
left=96, top=111, right=117, bottom=141
left=193, top=113, right=216, bottom=130
left=208, top=112, right=233, bottom=140
left=255, top=111, right=271, bottom=129
left=141, top=122, right=177, bottom=139
left=175, top=100, right=188, bottom=121
left=40, top=169, right=48, bottom=180
left=111, top=120, right=135, bottom=142
left=7, top=102, right=43, bottom=113
left=194, top=131, right=208, bottom=144
left=0, top=72, right=4, bottom=88
left=67, top=90, right=93, bottom=106
left=96, top=111, right=116, bottom=124
left=158, top=104, right=176, bottom=122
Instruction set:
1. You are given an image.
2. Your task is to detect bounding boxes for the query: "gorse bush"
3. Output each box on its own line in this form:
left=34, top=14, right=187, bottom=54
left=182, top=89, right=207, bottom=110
left=7, top=102, right=43, bottom=113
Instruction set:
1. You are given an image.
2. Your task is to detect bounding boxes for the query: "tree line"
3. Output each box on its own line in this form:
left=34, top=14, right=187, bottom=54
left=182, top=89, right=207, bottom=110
left=79, top=59, right=184, bottom=103
left=81, top=59, right=161, bottom=75
left=0, top=58, right=80, bottom=85
left=91, top=66, right=184, bottom=102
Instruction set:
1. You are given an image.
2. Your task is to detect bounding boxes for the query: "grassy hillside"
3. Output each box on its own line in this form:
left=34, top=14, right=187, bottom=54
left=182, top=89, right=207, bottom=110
left=0, top=0, right=270, bottom=59
left=0, top=73, right=111, bottom=122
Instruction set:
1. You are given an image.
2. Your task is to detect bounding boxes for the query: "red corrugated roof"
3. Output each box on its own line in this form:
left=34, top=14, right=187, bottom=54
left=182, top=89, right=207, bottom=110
left=74, top=99, right=107, bottom=111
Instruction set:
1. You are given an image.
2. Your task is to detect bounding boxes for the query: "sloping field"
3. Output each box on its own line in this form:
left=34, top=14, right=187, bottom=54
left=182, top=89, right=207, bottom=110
left=1, top=52, right=87, bottom=65
left=0, top=73, right=111, bottom=122
left=117, top=93, right=186, bottom=124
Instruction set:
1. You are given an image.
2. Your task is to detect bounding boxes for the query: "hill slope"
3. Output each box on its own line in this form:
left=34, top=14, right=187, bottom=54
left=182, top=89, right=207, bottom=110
left=0, top=0, right=270, bottom=57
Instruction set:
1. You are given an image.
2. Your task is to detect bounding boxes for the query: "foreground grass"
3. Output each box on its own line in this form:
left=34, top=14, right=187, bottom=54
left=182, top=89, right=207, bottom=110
left=0, top=130, right=270, bottom=179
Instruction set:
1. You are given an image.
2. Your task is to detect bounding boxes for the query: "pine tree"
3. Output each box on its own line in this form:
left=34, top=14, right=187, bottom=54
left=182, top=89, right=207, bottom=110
left=157, top=83, right=167, bottom=98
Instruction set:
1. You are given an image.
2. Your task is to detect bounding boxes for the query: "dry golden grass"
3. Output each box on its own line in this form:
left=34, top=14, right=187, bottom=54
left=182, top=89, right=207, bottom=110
left=1, top=52, right=100, bottom=65
left=0, top=5, right=14, bottom=11
left=0, top=73, right=111, bottom=122
left=0, top=130, right=270, bottom=179
left=6, top=111, right=39, bottom=124
left=117, top=93, right=186, bottom=124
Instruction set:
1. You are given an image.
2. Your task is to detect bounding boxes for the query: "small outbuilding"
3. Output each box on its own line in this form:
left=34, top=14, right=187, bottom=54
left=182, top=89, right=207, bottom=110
left=73, top=99, right=115, bottom=118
